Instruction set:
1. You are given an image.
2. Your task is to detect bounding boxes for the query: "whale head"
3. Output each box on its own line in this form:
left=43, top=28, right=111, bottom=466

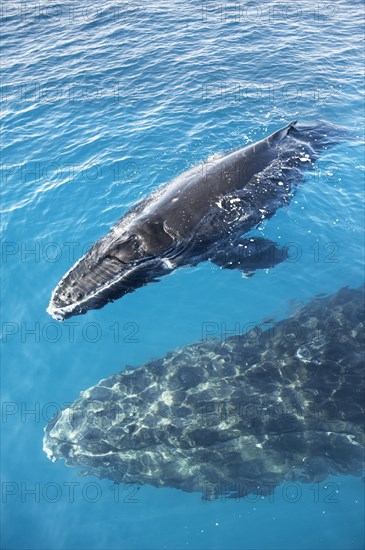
left=47, top=231, right=165, bottom=321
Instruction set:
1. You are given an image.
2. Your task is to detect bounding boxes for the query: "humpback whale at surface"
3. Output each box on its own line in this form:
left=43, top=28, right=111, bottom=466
left=47, top=121, right=340, bottom=320
left=44, top=286, right=365, bottom=500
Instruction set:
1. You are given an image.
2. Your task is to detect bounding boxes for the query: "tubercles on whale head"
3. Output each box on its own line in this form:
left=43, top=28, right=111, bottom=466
left=46, top=232, right=161, bottom=321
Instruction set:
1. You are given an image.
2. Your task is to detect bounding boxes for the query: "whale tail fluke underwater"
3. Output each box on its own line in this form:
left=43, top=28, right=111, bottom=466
left=44, top=285, right=365, bottom=500
left=47, top=120, right=345, bottom=321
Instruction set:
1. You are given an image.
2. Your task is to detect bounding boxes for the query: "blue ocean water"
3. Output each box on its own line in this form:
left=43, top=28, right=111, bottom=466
left=1, top=0, right=364, bottom=548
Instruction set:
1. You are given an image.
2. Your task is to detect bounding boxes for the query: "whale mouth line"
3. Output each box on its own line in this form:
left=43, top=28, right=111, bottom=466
left=47, top=235, right=194, bottom=320
left=47, top=257, right=159, bottom=321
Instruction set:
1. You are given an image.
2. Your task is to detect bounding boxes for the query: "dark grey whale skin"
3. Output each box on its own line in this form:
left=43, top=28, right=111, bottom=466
left=44, top=286, right=365, bottom=500
left=47, top=121, right=339, bottom=320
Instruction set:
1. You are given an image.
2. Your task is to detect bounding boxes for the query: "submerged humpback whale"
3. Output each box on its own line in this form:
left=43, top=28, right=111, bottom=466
left=44, top=286, right=365, bottom=500
left=47, top=121, right=339, bottom=320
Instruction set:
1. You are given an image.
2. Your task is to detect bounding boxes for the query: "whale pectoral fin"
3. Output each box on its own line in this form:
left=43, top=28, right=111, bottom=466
left=210, top=237, right=288, bottom=273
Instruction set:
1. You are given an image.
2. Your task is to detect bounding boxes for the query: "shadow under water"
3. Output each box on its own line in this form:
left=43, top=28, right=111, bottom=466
left=44, top=286, right=364, bottom=500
